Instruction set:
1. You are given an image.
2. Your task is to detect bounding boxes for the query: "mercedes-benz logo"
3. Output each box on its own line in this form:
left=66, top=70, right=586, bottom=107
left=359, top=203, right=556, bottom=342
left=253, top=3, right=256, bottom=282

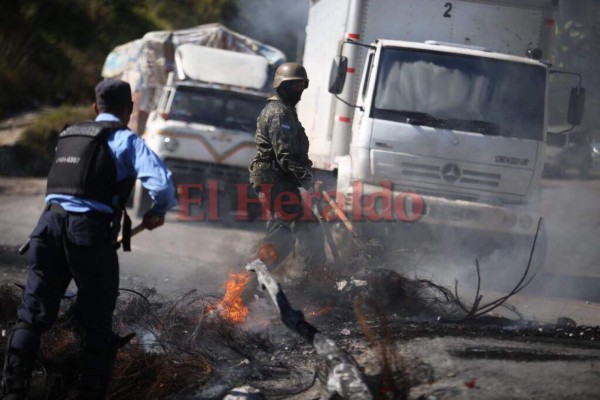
left=441, top=163, right=461, bottom=183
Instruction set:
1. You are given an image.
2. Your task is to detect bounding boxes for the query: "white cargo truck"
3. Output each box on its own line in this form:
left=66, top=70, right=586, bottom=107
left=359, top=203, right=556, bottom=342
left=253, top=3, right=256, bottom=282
left=140, top=45, right=273, bottom=220
left=102, top=24, right=287, bottom=219
left=298, top=0, right=585, bottom=271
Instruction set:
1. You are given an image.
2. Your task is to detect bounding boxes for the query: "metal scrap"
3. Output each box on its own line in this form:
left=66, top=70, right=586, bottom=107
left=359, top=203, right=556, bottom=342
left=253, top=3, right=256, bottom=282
left=245, top=259, right=373, bottom=399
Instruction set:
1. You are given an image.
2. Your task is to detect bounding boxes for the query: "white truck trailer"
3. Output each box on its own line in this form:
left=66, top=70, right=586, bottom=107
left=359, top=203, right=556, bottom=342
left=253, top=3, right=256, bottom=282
left=102, top=24, right=287, bottom=219
left=298, top=0, right=585, bottom=272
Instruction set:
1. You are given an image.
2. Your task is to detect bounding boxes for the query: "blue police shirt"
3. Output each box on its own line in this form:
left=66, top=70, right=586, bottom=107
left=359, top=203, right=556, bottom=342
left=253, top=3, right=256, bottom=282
left=45, top=113, right=177, bottom=215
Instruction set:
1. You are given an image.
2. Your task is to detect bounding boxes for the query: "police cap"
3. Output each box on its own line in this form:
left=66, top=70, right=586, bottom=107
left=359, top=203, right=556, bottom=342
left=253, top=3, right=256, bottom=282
left=95, top=79, right=132, bottom=110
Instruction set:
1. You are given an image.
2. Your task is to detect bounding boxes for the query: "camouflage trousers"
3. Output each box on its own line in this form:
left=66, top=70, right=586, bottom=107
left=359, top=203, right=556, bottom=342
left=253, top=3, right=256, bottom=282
left=254, top=179, right=325, bottom=270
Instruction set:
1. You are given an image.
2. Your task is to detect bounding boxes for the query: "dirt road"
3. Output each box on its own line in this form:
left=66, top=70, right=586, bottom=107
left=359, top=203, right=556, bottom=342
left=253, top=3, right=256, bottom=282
left=0, top=177, right=262, bottom=294
left=0, top=175, right=599, bottom=399
left=1, top=175, right=599, bottom=322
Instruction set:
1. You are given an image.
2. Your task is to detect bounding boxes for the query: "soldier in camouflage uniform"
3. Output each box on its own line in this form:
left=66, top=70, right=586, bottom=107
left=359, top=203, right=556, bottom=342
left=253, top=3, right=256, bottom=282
left=249, top=62, right=325, bottom=271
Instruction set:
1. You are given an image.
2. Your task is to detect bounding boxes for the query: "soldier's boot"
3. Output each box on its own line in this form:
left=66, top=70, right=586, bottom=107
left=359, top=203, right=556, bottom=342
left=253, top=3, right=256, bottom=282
left=1, top=324, right=36, bottom=400
left=72, top=344, right=118, bottom=400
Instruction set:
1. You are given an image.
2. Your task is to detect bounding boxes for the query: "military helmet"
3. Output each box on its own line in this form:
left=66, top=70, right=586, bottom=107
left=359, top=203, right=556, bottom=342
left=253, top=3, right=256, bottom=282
left=272, top=62, right=309, bottom=89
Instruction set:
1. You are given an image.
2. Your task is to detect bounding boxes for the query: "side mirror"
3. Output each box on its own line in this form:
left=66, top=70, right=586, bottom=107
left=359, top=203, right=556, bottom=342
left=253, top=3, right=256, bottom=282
left=567, top=86, right=585, bottom=126
left=328, top=56, right=348, bottom=94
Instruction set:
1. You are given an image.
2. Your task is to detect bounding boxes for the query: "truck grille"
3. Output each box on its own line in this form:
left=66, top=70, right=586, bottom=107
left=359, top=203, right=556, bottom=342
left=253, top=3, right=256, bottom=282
left=400, top=161, right=501, bottom=188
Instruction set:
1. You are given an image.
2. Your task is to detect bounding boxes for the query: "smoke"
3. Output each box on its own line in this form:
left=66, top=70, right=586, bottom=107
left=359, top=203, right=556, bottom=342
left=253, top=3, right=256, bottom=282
left=528, top=177, right=600, bottom=303
left=385, top=172, right=600, bottom=324
left=244, top=296, right=277, bottom=331
left=229, top=0, right=309, bottom=61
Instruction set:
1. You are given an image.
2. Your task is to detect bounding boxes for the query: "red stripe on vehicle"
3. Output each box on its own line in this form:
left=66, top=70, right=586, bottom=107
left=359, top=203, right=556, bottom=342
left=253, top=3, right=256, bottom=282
left=347, top=33, right=360, bottom=40
left=346, top=67, right=355, bottom=73
left=337, top=116, right=351, bottom=123
left=156, top=131, right=255, bottom=163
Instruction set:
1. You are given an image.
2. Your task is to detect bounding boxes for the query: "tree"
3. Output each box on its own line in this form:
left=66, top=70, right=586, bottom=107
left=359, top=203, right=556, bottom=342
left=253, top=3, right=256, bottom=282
left=0, top=0, right=240, bottom=117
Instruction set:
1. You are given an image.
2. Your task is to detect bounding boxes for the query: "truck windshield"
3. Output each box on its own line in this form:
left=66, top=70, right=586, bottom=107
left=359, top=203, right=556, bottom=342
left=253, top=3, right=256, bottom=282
left=169, top=87, right=265, bottom=133
left=373, top=48, right=546, bottom=141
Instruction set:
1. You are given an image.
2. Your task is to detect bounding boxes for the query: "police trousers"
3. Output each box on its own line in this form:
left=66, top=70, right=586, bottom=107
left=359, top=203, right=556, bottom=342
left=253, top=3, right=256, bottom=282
left=10, top=204, right=119, bottom=365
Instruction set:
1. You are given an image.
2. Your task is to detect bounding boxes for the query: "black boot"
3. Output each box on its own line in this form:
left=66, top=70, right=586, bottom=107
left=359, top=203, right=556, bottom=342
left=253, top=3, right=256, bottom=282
left=1, top=352, right=33, bottom=400
left=72, top=346, right=117, bottom=400
left=1, top=323, right=36, bottom=400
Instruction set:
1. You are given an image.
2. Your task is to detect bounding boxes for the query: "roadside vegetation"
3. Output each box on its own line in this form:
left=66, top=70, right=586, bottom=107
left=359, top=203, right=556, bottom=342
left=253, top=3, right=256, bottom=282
left=17, top=106, right=95, bottom=160
left=0, top=0, right=238, bottom=118
left=1, top=0, right=596, bottom=170
left=0, top=106, right=94, bottom=176
left=0, top=0, right=241, bottom=175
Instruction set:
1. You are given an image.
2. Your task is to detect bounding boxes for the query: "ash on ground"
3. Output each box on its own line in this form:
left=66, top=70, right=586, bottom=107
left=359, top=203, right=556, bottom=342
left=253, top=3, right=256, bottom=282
left=1, top=245, right=599, bottom=400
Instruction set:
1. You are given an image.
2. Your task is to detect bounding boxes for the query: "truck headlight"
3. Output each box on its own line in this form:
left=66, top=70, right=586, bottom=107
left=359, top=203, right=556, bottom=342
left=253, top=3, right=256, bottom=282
left=163, top=136, right=178, bottom=152
left=593, top=147, right=599, bottom=154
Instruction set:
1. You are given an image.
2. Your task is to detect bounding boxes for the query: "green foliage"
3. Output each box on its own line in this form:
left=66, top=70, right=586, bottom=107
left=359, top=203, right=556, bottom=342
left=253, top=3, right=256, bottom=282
left=147, top=0, right=239, bottom=30
left=16, top=106, right=95, bottom=162
left=0, top=0, right=240, bottom=118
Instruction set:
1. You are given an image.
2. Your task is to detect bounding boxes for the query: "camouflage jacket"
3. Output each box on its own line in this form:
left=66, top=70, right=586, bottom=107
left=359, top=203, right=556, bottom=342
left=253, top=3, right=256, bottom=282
left=249, top=95, right=313, bottom=188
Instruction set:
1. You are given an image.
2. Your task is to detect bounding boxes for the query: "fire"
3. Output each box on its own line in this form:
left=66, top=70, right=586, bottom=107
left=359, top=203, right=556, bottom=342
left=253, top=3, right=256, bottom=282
left=212, top=243, right=278, bottom=325
left=258, top=242, right=278, bottom=265
left=218, top=272, right=251, bottom=324
left=305, top=305, right=334, bottom=318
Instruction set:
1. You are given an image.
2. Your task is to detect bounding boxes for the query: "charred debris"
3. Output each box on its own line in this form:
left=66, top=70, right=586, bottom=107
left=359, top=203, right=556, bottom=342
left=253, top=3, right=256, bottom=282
left=1, top=232, right=599, bottom=399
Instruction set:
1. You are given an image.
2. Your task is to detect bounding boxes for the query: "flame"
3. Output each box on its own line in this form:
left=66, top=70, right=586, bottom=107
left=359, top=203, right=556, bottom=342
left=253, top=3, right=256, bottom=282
left=258, top=242, right=278, bottom=265
left=218, top=272, right=251, bottom=324
left=305, top=305, right=334, bottom=318
left=212, top=243, right=278, bottom=325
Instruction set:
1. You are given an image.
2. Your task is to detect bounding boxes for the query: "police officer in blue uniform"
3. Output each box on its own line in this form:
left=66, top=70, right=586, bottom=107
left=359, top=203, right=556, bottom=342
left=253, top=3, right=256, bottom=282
left=1, top=79, right=177, bottom=400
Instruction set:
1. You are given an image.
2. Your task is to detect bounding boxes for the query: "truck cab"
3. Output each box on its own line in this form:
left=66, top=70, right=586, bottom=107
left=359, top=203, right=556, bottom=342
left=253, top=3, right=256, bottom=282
left=131, top=44, right=274, bottom=220
left=297, top=0, right=590, bottom=279
left=144, top=81, right=265, bottom=171
left=338, top=40, right=548, bottom=237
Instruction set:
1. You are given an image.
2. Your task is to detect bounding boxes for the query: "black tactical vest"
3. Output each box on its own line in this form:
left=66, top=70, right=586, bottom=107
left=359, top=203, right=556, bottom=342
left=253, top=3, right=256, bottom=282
left=46, top=121, right=134, bottom=210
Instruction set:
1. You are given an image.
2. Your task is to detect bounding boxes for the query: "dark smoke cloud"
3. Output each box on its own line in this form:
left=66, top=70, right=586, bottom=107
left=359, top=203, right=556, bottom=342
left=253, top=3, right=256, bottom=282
left=230, top=0, right=309, bottom=61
